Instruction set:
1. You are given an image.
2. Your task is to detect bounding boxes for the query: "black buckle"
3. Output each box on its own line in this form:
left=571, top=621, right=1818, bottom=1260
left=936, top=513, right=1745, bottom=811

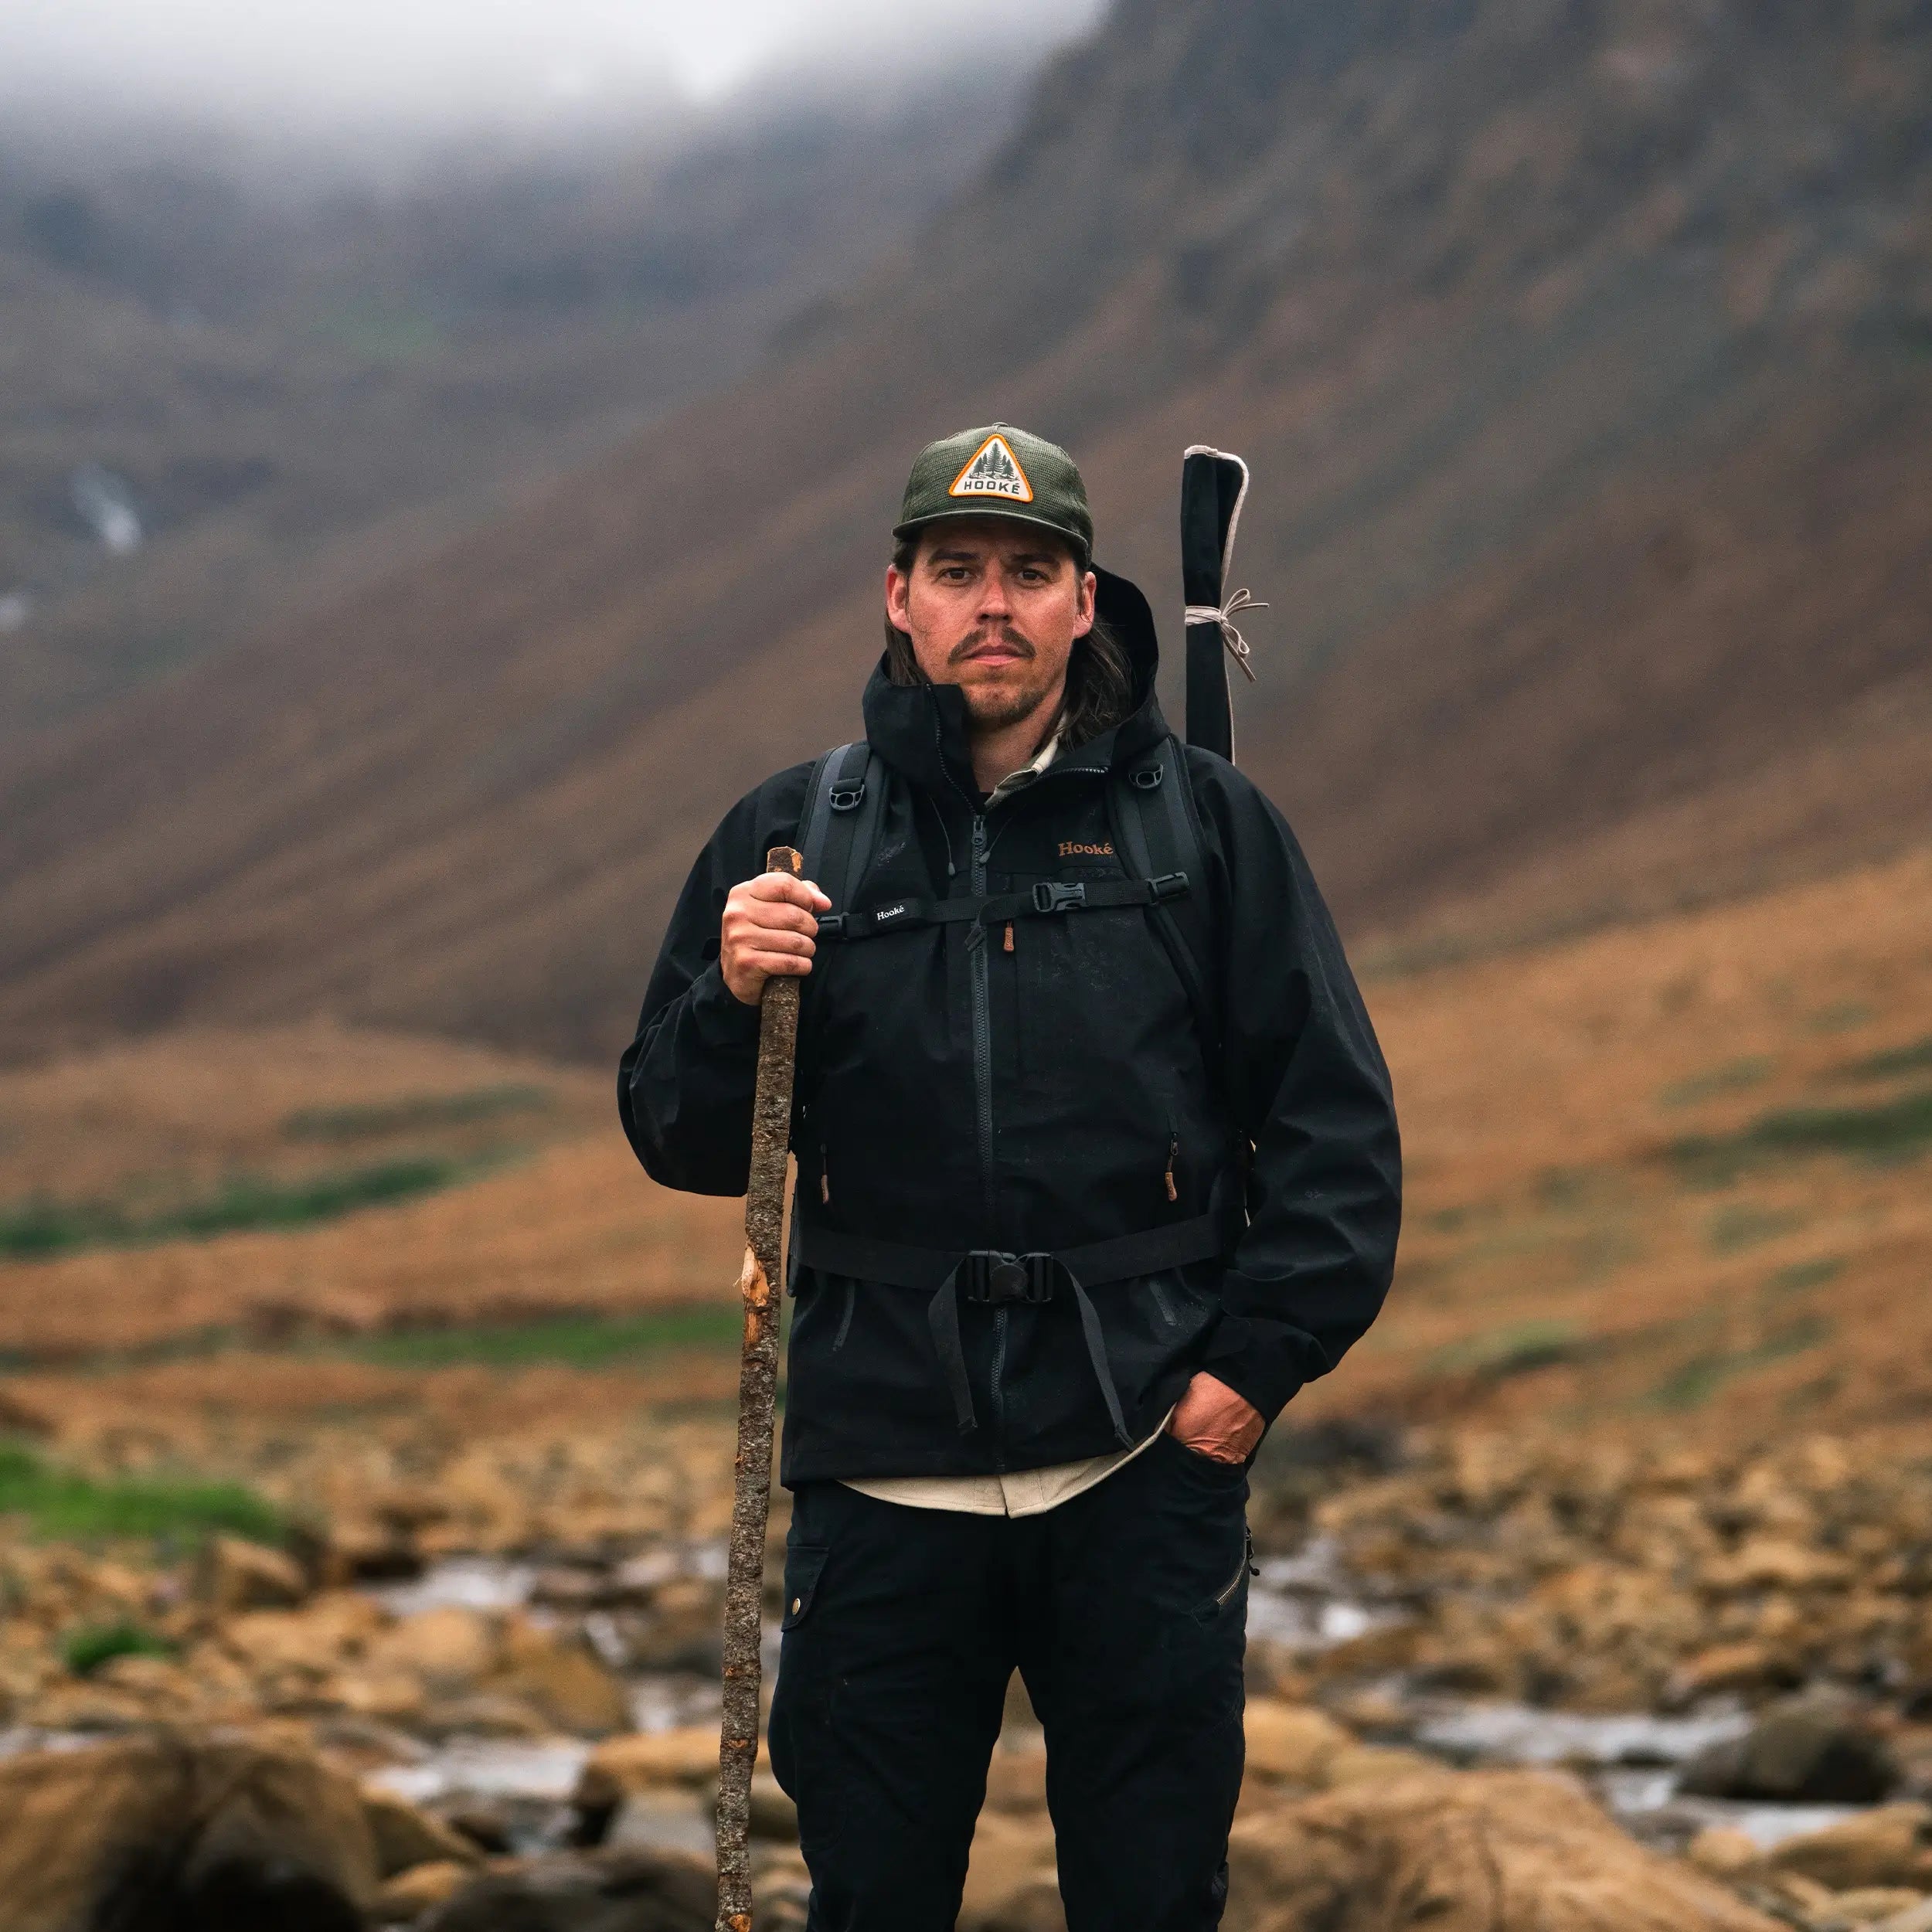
left=961, top=1250, right=1057, bottom=1305
left=816, top=913, right=846, bottom=938
left=1129, top=764, right=1163, bottom=791
left=1148, top=871, right=1189, bottom=902
left=829, top=781, right=866, bottom=813
left=1031, top=879, right=1087, bottom=914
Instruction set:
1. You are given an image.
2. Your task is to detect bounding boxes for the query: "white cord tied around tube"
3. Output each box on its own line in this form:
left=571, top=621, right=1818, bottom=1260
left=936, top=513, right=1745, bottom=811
left=1183, top=586, right=1267, bottom=682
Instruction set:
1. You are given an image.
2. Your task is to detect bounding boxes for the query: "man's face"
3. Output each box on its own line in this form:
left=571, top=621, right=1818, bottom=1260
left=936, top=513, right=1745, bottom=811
left=886, top=518, right=1097, bottom=733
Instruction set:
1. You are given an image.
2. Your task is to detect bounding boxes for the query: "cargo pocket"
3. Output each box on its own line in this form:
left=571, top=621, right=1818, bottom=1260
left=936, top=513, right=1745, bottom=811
left=781, top=1544, right=828, bottom=1631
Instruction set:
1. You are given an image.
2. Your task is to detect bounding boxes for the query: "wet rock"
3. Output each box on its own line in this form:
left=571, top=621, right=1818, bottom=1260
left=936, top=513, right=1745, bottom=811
left=362, top=1786, right=482, bottom=1878
left=604, top=1791, right=713, bottom=1860
left=1767, top=1804, right=1932, bottom=1891
left=374, top=1858, right=474, bottom=1922
left=627, top=1579, right=725, bottom=1675
left=1226, top=1767, right=1781, bottom=1931
left=1832, top=1890, right=1930, bottom=1925
left=420, top=1849, right=715, bottom=1932
left=0, top=1729, right=379, bottom=1932
left=442, top=1804, right=516, bottom=1855
left=1681, top=1697, right=1901, bottom=1803
left=196, top=1535, right=309, bottom=1614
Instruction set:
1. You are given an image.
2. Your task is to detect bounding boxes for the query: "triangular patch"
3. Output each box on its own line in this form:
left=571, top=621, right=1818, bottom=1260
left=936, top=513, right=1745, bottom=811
left=948, top=433, right=1033, bottom=503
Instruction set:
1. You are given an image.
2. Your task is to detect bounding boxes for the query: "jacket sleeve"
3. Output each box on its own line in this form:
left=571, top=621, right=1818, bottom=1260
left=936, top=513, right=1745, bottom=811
left=1186, top=754, right=1403, bottom=1425
left=617, top=766, right=813, bottom=1196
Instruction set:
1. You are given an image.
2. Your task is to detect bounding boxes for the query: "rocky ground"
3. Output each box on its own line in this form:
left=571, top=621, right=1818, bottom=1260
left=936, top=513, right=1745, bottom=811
left=7, top=1411, right=1932, bottom=1928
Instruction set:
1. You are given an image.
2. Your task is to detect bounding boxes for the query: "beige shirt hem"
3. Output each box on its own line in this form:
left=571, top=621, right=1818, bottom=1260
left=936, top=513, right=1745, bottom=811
left=840, top=1409, right=1175, bottom=1519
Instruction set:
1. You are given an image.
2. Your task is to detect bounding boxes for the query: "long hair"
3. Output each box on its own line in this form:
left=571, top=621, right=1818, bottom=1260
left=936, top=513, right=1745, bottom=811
left=883, top=535, right=1135, bottom=750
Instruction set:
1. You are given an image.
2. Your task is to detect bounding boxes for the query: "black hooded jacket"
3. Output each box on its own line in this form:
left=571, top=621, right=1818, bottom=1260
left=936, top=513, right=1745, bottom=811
left=618, top=571, right=1400, bottom=1485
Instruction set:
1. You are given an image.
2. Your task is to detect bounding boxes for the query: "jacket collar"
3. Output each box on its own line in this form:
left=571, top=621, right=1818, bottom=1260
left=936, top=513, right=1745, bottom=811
left=859, top=563, right=1172, bottom=803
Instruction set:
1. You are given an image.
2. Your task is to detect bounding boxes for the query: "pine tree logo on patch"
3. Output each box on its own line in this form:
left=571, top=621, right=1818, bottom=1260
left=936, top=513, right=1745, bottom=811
left=949, top=433, right=1034, bottom=503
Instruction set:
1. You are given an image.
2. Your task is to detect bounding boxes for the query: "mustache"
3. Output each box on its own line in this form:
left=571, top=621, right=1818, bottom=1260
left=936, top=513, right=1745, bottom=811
left=948, top=625, right=1035, bottom=665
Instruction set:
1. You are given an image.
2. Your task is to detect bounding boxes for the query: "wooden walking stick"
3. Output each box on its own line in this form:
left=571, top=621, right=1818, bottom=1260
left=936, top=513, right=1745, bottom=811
left=715, top=845, right=804, bottom=1932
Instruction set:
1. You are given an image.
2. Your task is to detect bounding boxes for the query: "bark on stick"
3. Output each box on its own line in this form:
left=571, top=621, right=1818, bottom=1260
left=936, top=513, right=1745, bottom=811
left=715, top=845, right=803, bottom=1932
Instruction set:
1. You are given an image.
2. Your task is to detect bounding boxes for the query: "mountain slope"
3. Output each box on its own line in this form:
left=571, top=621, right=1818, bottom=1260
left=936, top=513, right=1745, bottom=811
left=2, top=0, right=1929, bottom=1062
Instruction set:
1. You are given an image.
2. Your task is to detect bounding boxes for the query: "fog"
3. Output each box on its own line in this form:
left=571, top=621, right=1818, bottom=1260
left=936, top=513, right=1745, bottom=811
left=0, top=0, right=1108, bottom=160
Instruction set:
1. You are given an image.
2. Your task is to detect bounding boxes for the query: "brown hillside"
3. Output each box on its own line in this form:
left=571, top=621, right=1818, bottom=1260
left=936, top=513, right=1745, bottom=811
left=1, top=1, right=1929, bottom=1061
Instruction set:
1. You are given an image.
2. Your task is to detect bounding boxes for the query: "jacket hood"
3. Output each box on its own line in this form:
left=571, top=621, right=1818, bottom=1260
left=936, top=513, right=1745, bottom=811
left=860, top=563, right=1172, bottom=801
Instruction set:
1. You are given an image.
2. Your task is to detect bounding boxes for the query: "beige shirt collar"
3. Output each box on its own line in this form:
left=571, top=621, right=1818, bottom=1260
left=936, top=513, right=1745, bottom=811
left=984, top=726, right=1063, bottom=806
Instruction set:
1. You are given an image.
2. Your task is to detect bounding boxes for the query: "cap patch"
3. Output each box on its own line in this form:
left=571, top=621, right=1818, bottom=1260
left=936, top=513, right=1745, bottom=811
left=948, top=433, right=1033, bottom=504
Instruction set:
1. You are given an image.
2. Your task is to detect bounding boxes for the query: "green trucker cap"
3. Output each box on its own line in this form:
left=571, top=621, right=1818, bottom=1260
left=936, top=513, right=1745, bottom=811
left=893, top=423, right=1093, bottom=563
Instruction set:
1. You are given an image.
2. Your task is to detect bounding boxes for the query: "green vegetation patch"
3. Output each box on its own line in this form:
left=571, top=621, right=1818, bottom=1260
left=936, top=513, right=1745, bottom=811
left=1669, top=1087, right=1932, bottom=1179
left=62, top=1620, right=174, bottom=1677
left=1658, top=1056, right=1774, bottom=1110
left=340, top=1304, right=746, bottom=1371
left=0, top=1441, right=284, bottom=1544
left=1836, top=1036, right=1932, bottom=1083
left=1646, top=1316, right=1832, bottom=1411
left=282, top=1083, right=551, bottom=1143
left=1705, top=1204, right=1805, bottom=1254
left=0, top=1157, right=466, bottom=1261
left=1426, top=1318, right=1587, bottom=1381
left=1768, top=1257, right=1845, bottom=1294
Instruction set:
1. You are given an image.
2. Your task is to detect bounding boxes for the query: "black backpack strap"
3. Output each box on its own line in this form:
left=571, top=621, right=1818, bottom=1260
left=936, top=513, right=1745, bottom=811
left=1110, top=733, right=1222, bottom=1063
left=798, top=741, right=886, bottom=918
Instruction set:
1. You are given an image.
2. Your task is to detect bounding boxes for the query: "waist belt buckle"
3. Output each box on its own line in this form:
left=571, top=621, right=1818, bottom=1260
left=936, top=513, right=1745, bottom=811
left=963, top=1250, right=1059, bottom=1305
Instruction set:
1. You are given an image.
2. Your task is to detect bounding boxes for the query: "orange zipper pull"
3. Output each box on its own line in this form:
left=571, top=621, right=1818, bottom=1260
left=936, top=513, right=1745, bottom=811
left=1003, top=921, right=1015, bottom=954
left=1165, top=1134, right=1179, bottom=1202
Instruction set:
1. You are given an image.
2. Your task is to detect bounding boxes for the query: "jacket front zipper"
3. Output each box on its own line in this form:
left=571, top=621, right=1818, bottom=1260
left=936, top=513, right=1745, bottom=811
left=966, top=810, right=1005, bottom=1460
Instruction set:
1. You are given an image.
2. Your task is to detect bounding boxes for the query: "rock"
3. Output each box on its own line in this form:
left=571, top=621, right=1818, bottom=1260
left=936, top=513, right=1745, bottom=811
left=374, top=1858, right=474, bottom=1922
left=323, top=1668, right=432, bottom=1725
left=324, top=1519, right=424, bottom=1585
left=495, top=1617, right=631, bottom=1735
left=1243, top=1698, right=1352, bottom=1785
left=983, top=1747, right=1049, bottom=1815
left=1681, top=1699, right=1903, bottom=1803
left=368, top=1606, right=498, bottom=1692
left=1688, top=1825, right=1765, bottom=1879
left=0, top=1729, right=379, bottom=1932
left=1867, top=1897, right=1932, bottom=1932
left=1705, top=1539, right=1853, bottom=1593
left=1668, top=1641, right=1803, bottom=1703
left=958, top=1810, right=1061, bottom=1932
left=443, top=1804, right=515, bottom=1855
left=1226, top=1767, right=1783, bottom=1932
left=221, top=1591, right=388, bottom=1673
left=420, top=1849, right=716, bottom=1932
left=604, top=1791, right=714, bottom=1860
left=1833, top=1891, right=1931, bottom=1925
left=577, top=1729, right=736, bottom=1812
left=362, top=1785, right=483, bottom=1878
left=1321, top=1742, right=1445, bottom=1788
left=1769, top=1804, right=1932, bottom=1890
left=196, top=1535, right=308, bottom=1613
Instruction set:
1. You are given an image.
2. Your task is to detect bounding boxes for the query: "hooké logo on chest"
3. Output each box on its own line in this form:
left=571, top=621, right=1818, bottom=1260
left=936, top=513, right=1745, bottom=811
left=1058, top=841, right=1114, bottom=858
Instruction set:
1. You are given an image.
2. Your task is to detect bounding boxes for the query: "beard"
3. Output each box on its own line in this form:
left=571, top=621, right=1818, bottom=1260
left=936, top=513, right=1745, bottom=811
left=950, top=626, right=1056, bottom=730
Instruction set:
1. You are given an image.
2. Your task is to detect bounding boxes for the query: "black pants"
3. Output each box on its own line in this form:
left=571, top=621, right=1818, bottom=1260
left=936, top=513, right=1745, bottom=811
left=767, top=1434, right=1250, bottom=1932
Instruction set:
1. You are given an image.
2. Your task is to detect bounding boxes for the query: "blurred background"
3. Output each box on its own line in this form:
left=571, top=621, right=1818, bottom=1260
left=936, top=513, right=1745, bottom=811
left=2, top=4, right=1930, bottom=1928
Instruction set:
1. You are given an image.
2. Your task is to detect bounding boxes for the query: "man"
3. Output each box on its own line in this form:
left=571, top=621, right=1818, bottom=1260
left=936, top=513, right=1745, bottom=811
left=619, top=423, right=1400, bottom=1930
